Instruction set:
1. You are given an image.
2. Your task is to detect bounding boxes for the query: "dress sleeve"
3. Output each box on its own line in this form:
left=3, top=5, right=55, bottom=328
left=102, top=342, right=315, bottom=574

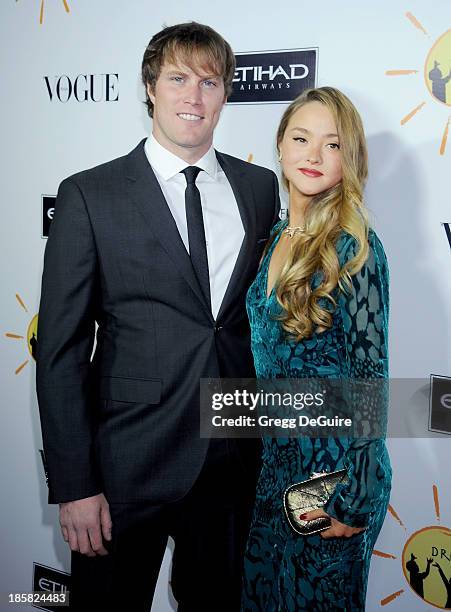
left=323, top=232, right=392, bottom=527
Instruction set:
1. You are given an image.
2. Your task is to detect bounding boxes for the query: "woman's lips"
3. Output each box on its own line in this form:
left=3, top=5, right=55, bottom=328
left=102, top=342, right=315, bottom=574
left=298, top=168, right=323, bottom=177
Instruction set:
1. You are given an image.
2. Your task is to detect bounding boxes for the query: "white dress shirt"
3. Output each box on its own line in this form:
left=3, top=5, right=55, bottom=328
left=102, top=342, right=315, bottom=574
left=144, top=135, right=244, bottom=319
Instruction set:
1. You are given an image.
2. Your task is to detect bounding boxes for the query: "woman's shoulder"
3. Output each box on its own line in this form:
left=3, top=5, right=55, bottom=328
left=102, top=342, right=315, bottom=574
left=336, top=228, right=388, bottom=271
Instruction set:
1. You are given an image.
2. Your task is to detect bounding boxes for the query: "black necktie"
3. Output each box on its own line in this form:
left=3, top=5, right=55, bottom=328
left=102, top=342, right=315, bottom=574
left=181, top=166, right=211, bottom=309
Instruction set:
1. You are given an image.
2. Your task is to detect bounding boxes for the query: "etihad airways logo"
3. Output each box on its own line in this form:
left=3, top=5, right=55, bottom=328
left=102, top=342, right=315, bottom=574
left=42, top=195, right=55, bottom=238
left=429, top=374, right=451, bottom=435
left=228, top=49, right=317, bottom=105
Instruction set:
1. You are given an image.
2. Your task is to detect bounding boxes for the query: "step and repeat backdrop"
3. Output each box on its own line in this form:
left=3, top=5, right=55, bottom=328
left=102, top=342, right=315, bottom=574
left=1, top=1, right=451, bottom=610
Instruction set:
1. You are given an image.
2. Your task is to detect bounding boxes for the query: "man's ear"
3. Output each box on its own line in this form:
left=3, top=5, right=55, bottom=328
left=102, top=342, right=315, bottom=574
left=146, top=83, right=155, bottom=105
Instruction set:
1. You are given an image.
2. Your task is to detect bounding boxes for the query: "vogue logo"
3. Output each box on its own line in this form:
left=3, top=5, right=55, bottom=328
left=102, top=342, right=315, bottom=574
left=228, top=49, right=317, bottom=104
left=44, top=73, right=119, bottom=102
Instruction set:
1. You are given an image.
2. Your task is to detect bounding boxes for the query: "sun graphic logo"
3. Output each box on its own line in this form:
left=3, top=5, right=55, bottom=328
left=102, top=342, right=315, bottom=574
left=374, top=485, right=451, bottom=609
left=16, top=0, right=70, bottom=25
left=5, top=294, right=38, bottom=374
left=386, top=13, right=451, bottom=155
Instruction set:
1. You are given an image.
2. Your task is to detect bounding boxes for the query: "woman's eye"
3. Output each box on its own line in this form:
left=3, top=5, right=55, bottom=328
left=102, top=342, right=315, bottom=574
left=293, top=137, right=307, bottom=143
left=171, top=76, right=184, bottom=83
left=328, top=143, right=340, bottom=150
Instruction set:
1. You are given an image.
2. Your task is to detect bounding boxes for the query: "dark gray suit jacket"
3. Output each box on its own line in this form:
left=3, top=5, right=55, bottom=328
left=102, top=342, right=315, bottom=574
left=36, top=139, right=280, bottom=504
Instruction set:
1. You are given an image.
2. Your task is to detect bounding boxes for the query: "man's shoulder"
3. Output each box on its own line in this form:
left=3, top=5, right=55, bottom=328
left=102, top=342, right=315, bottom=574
left=216, top=151, right=277, bottom=180
left=62, top=140, right=144, bottom=188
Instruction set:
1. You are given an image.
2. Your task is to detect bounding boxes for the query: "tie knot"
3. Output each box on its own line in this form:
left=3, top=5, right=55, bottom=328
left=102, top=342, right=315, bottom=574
left=182, top=166, right=202, bottom=185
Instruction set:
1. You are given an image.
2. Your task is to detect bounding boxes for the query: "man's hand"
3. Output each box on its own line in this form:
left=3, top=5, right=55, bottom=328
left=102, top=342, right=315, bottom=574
left=59, top=493, right=112, bottom=557
left=300, top=508, right=365, bottom=539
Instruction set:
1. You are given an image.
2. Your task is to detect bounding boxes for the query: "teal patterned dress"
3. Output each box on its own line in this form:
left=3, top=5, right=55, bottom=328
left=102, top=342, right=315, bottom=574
left=242, top=220, right=392, bottom=611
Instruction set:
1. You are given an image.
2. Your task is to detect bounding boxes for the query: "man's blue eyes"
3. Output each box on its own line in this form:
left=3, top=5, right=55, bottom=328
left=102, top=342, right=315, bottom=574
left=170, top=77, right=217, bottom=87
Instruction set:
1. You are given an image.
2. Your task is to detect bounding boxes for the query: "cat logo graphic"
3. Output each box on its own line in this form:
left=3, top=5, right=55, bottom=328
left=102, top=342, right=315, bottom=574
left=5, top=294, right=38, bottom=374
left=16, top=0, right=70, bottom=25
left=386, top=14, right=451, bottom=155
left=374, top=485, right=451, bottom=608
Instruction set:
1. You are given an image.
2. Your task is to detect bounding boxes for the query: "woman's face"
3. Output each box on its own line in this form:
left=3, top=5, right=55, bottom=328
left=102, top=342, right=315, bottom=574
left=279, top=101, right=342, bottom=203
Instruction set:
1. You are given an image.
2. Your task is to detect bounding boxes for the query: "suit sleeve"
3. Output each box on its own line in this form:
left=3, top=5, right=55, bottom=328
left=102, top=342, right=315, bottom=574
left=271, top=171, right=281, bottom=227
left=323, top=234, right=392, bottom=527
left=36, top=177, right=102, bottom=503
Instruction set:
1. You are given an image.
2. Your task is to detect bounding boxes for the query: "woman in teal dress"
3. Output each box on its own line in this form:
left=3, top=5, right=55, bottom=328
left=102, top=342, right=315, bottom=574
left=242, top=87, right=392, bottom=611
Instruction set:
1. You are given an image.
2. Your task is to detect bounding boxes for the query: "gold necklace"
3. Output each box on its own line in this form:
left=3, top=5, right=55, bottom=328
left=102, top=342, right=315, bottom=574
left=283, top=226, right=305, bottom=238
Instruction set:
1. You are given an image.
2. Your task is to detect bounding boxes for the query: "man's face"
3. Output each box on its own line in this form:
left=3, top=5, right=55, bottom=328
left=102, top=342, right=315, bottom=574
left=148, top=60, right=226, bottom=162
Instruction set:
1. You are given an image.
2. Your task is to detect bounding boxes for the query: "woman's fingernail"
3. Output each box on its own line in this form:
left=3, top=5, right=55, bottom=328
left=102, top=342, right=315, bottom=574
left=299, top=513, right=308, bottom=520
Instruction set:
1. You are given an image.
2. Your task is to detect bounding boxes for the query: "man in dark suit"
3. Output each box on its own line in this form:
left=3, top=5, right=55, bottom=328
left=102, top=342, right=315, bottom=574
left=37, top=21, right=279, bottom=611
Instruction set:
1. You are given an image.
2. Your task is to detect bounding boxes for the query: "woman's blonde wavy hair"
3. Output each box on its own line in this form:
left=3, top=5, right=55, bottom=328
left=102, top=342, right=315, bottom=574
left=274, top=86, right=369, bottom=340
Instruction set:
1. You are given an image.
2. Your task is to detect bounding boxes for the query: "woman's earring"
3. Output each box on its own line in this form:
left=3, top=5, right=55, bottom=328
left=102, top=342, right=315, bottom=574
left=278, top=150, right=282, bottom=162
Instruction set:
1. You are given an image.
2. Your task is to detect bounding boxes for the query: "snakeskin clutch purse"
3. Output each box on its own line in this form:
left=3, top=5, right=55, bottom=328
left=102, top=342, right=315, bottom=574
left=283, top=469, right=349, bottom=535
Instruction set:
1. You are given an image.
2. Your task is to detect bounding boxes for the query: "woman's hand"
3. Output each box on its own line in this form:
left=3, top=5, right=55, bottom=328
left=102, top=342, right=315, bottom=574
left=300, top=509, right=365, bottom=539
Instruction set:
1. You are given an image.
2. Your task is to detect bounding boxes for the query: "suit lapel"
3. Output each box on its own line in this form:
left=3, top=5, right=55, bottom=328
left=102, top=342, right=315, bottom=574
left=216, top=152, right=257, bottom=321
left=125, top=140, right=213, bottom=321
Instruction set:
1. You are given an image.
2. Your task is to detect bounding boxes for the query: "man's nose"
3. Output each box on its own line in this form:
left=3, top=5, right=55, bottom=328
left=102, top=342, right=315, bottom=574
left=184, top=82, right=202, bottom=106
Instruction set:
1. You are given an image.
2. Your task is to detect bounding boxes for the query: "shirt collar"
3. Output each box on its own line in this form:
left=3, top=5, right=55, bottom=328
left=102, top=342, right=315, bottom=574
left=145, top=134, right=218, bottom=181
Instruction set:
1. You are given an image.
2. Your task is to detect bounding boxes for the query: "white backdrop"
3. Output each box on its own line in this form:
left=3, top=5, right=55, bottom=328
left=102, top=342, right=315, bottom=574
left=1, top=1, right=451, bottom=610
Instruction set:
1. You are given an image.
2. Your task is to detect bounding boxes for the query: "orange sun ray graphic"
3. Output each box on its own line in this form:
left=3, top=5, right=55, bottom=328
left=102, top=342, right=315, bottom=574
left=16, top=0, right=70, bottom=25
left=15, top=293, right=28, bottom=312
left=15, top=360, right=29, bottom=375
left=374, top=501, right=408, bottom=605
left=400, top=101, right=427, bottom=125
left=5, top=294, right=38, bottom=375
left=388, top=503, right=407, bottom=530
left=405, top=12, right=429, bottom=38
left=385, top=14, right=451, bottom=154
left=381, top=589, right=405, bottom=606
left=378, top=484, right=451, bottom=608
left=439, top=116, right=450, bottom=156
left=385, top=70, right=419, bottom=76
left=433, top=484, right=441, bottom=522
left=373, top=550, right=397, bottom=560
